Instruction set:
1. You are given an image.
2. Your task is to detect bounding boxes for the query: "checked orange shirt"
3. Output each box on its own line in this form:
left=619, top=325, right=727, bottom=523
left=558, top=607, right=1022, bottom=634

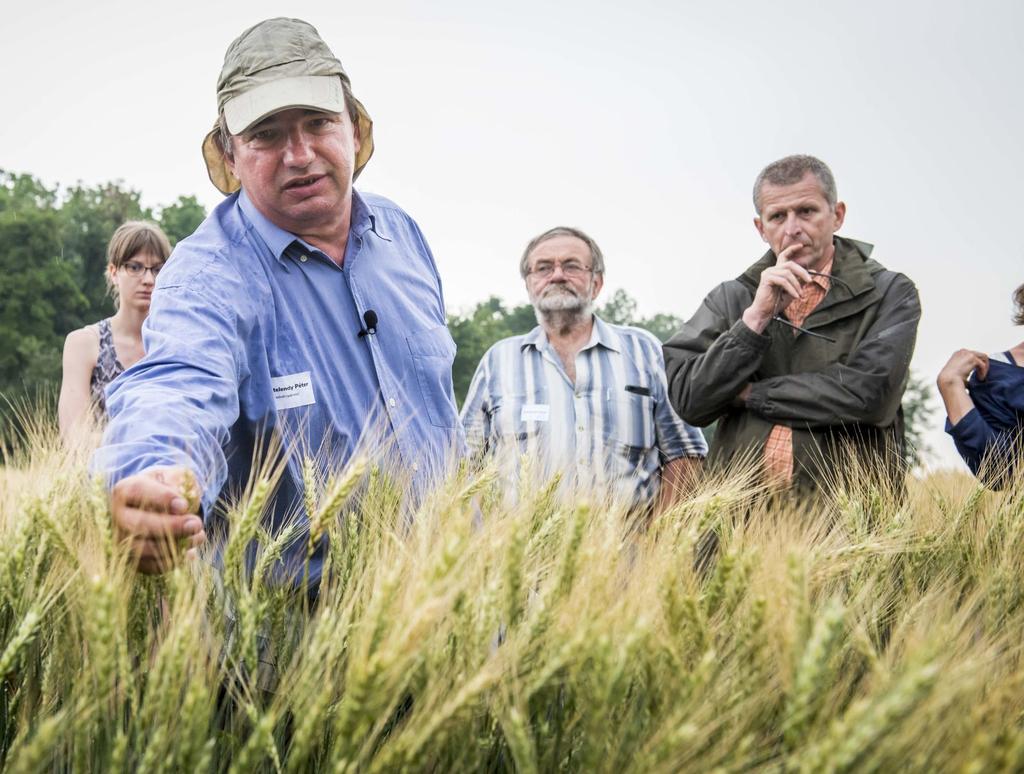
left=763, top=259, right=834, bottom=486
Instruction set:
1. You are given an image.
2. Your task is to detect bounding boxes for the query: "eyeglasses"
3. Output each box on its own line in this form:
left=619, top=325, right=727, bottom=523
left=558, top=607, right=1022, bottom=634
left=771, top=269, right=854, bottom=343
left=120, top=261, right=163, bottom=278
left=527, top=261, right=593, bottom=279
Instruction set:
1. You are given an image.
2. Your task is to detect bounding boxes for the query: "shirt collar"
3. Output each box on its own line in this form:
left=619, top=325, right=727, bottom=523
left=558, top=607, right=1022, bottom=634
left=520, top=314, right=621, bottom=354
left=237, top=188, right=304, bottom=264
left=590, top=315, right=622, bottom=353
left=521, top=325, right=547, bottom=351
left=810, top=257, right=834, bottom=290
left=237, top=188, right=388, bottom=266
left=350, top=190, right=390, bottom=241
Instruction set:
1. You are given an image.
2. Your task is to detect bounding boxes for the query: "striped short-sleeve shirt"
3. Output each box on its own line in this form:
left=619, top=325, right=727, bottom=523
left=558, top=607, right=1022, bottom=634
left=460, top=316, right=707, bottom=508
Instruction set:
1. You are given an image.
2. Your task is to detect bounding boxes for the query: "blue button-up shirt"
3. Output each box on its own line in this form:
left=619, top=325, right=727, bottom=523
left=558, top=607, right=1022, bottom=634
left=94, top=189, right=463, bottom=583
left=460, top=316, right=706, bottom=508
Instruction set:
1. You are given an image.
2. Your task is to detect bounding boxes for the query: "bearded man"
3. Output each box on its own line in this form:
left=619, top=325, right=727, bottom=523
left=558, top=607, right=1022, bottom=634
left=460, top=227, right=706, bottom=513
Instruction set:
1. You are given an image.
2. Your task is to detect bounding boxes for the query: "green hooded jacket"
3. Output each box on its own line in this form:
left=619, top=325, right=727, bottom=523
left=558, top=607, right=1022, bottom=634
left=663, top=236, right=921, bottom=492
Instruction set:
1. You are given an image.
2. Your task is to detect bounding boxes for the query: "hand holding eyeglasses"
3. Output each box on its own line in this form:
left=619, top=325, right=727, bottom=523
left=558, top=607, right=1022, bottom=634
left=741, top=245, right=852, bottom=343
left=742, top=244, right=815, bottom=333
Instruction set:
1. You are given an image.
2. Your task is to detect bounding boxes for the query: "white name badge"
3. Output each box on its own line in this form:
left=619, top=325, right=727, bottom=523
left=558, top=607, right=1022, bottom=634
left=520, top=403, right=550, bottom=422
left=271, top=371, right=316, bottom=410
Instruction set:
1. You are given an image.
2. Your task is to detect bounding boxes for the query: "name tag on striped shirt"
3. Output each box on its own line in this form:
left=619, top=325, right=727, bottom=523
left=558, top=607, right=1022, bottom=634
left=271, top=371, right=316, bottom=410
left=520, top=403, right=550, bottom=422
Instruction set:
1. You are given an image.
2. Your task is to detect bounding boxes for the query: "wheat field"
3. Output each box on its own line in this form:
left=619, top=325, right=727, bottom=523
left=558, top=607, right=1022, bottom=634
left=1, top=420, right=1022, bottom=773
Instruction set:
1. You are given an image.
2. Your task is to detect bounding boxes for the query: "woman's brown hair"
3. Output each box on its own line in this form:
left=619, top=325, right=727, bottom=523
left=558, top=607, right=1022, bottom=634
left=105, top=221, right=173, bottom=304
left=107, top=220, right=172, bottom=268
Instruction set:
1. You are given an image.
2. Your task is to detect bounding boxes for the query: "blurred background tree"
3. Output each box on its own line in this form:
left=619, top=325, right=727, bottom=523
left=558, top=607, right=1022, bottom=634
left=0, top=170, right=207, bottom=442
left=446, top=296, right=536, bottom=402
left=902, top=371, right=937, bottom=468
left=157, top=195, right=207, bottom=246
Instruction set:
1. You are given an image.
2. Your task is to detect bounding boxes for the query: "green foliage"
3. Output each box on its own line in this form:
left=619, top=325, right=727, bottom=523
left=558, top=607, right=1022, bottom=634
left=0, top=206, right=88, bottom=396
left=903, top=371, right=937, bottom=468
left=157, top=195, right=207, bottom=246
left=448, top=296, right=536, bottom=405
left=59, top=180, right=150, bottom=321
left=596, top=288, right=685, bottom=343
left=0, top=170, right=207, bottom=412
left=0, top=171, right=58, bottom=212
left=596, top=286, right=640, bottom=325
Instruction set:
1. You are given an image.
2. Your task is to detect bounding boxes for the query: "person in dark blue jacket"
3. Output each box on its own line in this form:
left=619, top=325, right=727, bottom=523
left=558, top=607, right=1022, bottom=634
left=938, top=283, right=1024, bottom=488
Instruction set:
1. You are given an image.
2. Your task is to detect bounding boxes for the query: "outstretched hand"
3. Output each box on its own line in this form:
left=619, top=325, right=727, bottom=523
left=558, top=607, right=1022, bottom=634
left=110, top=465, right=206, bottom=574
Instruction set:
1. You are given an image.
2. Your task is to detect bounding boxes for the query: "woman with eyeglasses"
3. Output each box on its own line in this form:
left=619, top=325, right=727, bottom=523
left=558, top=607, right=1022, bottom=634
left=59, top=221, right=172, bottom=440
left=938, top=283, right=1024, bottom=488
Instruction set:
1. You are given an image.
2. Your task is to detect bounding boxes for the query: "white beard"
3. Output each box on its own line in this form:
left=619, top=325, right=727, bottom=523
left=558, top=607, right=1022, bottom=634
left=531, top=282, right=594, bottom=328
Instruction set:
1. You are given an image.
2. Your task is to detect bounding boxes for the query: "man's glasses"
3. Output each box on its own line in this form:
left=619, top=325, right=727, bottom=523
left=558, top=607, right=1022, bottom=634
left=120, top=261, right=163, bottom=278
left=527, top=260, right=593, bottom=279
left=771, top=269, right=854, bottom=343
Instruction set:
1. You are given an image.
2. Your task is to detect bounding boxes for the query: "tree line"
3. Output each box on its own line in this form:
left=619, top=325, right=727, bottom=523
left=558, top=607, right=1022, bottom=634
left=0, top=170, right=205, bottom=406
left=0, top=170, right=934, bottom=461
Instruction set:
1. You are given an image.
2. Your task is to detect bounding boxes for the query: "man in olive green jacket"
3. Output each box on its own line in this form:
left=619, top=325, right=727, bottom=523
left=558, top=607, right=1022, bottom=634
left=664, top=155, right=921, bottom=493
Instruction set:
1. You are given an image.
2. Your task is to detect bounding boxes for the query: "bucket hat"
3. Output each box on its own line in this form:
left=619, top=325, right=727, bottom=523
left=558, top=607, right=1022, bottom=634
left=201, top=17, right=374, bottom=194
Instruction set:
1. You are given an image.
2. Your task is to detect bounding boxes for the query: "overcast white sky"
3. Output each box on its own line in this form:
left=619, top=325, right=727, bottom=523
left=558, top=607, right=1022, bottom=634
left=2, top=0, right=1021, bottom=469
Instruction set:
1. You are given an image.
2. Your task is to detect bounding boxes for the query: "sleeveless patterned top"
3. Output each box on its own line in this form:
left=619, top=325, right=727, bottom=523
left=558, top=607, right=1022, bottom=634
left=89, top=318, right=125, bottom=416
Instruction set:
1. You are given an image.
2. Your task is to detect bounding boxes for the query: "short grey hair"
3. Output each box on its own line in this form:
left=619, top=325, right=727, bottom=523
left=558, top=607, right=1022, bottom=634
left=752, top=154, right=837, bottom=215
left=214, top=76, right=360, bottom=161
left=519, top=226, right=605, bottom=279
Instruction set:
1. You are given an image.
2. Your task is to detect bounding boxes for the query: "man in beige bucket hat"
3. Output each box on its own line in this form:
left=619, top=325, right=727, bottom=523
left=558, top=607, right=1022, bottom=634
left=94, top=18, right=463, bottom=586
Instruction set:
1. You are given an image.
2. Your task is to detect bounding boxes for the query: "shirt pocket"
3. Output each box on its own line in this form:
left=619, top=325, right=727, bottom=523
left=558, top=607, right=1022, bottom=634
left=406, top=325, right=459, bottom=429
left=608, top=391, right=654, bottom=470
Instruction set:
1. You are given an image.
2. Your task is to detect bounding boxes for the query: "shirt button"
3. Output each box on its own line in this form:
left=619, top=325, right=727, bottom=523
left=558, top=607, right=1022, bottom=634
left=299, top=254, right=308, bottom=263
left=412, top=462, right=419, bottom=472
left=388, top=397, right=397, bottom=408
left=577, top=425, right=585, bottom=432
